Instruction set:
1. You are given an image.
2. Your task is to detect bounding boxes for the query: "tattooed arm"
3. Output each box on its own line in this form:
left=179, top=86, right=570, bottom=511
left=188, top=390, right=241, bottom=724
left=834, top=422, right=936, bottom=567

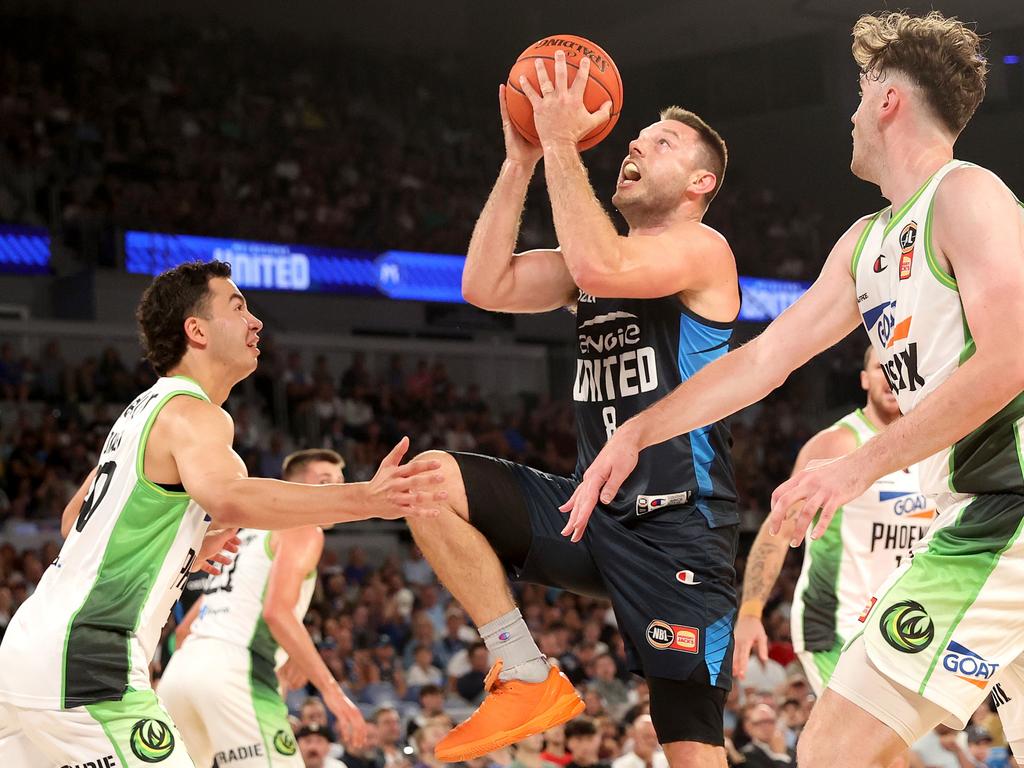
left=732, top=425, right=858, bottom=678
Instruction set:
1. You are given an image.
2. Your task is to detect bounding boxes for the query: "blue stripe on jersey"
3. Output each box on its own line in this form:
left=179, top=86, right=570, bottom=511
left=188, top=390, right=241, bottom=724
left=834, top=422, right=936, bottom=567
left=677, top=312, right=733, bottom=515
left=705, top=609, right=736, bottom=686
left=879, top=490, right=915, bottom=501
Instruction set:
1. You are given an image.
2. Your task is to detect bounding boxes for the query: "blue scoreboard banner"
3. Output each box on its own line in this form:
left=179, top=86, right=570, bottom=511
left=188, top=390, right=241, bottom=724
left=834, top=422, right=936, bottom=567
left=124, top=229, right=807, bottom=318
left=738, top=276, right=811, bottom=323
left=124, top=231, right=464, bottom=303
left=0, top=224, right=51, bottom=274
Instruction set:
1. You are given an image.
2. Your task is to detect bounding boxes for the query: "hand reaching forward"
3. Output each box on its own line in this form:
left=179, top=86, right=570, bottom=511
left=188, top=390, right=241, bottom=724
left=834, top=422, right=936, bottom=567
left=768, top=457, right=870, bottom=546
left=559, top=427, right=640, bottom=543
left=193, top=528, right=241, bottom=576
left=367, top=437, right=448, bottom=520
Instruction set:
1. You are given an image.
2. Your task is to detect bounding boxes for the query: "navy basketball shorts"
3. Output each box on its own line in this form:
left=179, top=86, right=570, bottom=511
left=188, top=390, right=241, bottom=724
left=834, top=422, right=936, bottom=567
left=450, top=452, right=739, bottom=745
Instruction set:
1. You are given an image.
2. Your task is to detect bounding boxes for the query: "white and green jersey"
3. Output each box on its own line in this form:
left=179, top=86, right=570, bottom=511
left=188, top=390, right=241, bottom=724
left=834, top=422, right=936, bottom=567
left=0, top=376, right=212, bottom=710
left=187, top=529, right=317, bottom=690
left=791, top=410, right=932, bottom=654
left=853, top=160, right=1024, bottom=497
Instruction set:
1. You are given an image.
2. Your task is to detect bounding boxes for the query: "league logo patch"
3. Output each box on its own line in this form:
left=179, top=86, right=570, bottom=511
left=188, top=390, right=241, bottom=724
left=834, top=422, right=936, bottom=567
left=646, top=619, right=699, bottom=654
left=899, top=222, right=917, bottom=280
left=879, top=599, right=934, bottom=653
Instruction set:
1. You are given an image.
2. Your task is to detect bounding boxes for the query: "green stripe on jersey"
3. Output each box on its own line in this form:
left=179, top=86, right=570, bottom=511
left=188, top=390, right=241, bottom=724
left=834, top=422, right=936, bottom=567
left=63, top=482, right=191, bottom=707
left=850, top=210, right=885, bottom=277
left=884, top=167, right=942, bottom=238
left=800, top=508, right=845, bottom=651
left=62, top=390, right=203, bottom=708
left=249, top=573, right=280, bottom=692
left=86, top=689, right=182, bottom=767
left=950, top=392, right=1024, bottom=495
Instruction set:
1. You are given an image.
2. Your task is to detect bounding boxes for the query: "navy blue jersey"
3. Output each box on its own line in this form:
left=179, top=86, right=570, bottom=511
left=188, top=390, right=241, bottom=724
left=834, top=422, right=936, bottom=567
left=572, top=291, right=738, bottom=527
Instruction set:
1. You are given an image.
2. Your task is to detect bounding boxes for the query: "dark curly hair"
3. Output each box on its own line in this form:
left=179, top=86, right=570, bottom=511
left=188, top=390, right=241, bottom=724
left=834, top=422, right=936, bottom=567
left=136, top=260, right=233, bottom=376
left=852, top=11, right=988, bottom=135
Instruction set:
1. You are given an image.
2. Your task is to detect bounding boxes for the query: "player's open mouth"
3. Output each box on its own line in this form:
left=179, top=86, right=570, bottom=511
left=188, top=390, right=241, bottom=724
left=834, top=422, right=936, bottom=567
left=247, top=336, right=260, bottom=353
left=619, top=160, right=641, bottom=187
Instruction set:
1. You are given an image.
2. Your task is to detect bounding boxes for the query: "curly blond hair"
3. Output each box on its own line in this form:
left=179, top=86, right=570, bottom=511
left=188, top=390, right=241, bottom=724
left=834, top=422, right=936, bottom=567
left=852, top=11, right=988, bottom=134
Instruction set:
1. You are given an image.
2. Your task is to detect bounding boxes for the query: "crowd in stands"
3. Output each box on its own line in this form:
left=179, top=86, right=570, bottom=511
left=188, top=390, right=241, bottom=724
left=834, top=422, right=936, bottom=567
left=0, top=10, right=823, bottom=280
left=0, top=338, right=824, bottom=522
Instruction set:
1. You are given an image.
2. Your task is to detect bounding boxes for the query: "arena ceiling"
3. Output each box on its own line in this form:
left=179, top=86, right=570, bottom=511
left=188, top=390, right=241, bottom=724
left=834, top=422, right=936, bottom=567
left=75, top=0, right=1024, bottom=65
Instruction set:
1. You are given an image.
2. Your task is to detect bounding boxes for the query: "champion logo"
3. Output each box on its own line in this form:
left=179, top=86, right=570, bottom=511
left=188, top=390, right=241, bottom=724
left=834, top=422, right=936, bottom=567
left=873, top=254, right=887, bottom=273
left=675, top=570, right=701, bottom=586
left=497, top=632, right=511, bottom=642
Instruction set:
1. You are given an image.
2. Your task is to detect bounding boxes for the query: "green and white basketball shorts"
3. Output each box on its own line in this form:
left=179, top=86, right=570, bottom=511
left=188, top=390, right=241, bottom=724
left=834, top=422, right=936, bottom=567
left=0, top=689, right=193, bottom=767
left=837, top=492, right=1024, bottom=747
left=796, top=638, right=845, bottom=697
left=158, top=636, right=302, bottom=768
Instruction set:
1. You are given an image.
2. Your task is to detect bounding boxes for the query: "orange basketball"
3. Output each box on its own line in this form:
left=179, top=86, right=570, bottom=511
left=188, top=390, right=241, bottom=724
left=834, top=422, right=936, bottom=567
left=506, top=34, right=622, bottom=152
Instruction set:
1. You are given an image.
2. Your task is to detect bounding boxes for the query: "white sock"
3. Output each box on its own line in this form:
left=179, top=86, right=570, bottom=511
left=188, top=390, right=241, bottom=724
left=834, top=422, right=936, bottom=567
left=478, top=607, right=549, bottom=683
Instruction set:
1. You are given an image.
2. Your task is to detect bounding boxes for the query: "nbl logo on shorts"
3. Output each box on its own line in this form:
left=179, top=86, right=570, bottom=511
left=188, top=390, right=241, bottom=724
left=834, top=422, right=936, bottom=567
left=646, top=619, right=699, bottom=654
left=879, top=600, right=934, bottom=654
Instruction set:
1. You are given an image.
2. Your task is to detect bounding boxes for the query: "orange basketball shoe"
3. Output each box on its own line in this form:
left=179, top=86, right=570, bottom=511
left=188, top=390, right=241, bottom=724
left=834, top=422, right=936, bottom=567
left=434, top=660, right=585, bottom=762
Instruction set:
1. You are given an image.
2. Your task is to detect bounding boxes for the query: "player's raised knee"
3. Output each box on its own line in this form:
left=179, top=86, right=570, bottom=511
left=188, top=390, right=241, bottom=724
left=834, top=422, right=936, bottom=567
left=410, top=450, right=469, bottom=519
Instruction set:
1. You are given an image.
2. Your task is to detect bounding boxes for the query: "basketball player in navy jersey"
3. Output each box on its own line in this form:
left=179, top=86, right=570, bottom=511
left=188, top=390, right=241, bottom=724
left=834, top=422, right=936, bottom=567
left=409, top=53, right=740, bottom=768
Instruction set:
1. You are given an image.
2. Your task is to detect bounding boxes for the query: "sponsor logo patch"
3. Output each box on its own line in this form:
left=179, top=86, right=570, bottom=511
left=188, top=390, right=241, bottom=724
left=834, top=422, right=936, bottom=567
left=636, top=491, right=692, bottom=516
left=273, top=729, right=297, bottom=756
left=858, top=596, right=877, bottom=623
left=130, top=719, right=175, bottom=763
left=992, top=682, right=1012, bottom=708
left=675, top=570, right=701, bottom=586
left=942, top=641, right=1000, bottom=689
left=879, top=600, right=934, bottom=653
left=214, top=743, right=266, bottom=764
left=899, top=222, right=917, bottom=280
left=60, top=756, right=118, bottom=768
left=646, top=620, right=699, bottom=654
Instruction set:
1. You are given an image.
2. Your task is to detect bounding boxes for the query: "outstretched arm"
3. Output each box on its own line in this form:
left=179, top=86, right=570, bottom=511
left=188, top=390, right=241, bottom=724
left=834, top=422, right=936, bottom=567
left=263, top=528, right=366, bottom=748
left=461, top=86, right=576, bottom=313
left=558, top=215, right=870, bottom=538
left=732, top=427, right=857, bottom=678
left=772, top=167, right=1024, bottom=544
left=164, top=398, right=446, bottom=530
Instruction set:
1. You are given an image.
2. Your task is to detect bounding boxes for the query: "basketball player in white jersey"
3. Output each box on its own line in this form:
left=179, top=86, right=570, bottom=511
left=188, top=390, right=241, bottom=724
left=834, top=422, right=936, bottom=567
left=733, top=347, right=932, bottom=695
left=0, top=260, right=445, bottom=768
left=562, top=11, right=1024, bottom=768
left=159, top=448, right=362, bottom=768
